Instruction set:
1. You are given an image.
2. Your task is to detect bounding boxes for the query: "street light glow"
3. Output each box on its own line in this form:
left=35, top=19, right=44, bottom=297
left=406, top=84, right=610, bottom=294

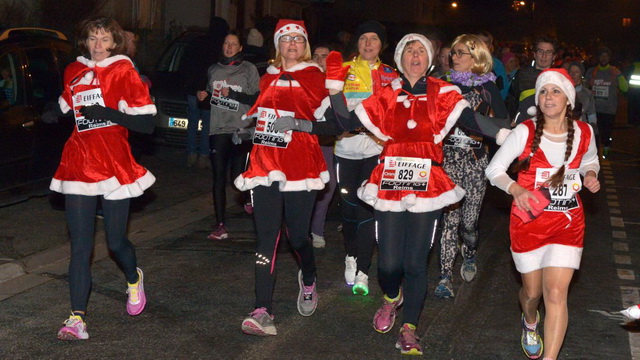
left=451, top=2, right=458, bottom=8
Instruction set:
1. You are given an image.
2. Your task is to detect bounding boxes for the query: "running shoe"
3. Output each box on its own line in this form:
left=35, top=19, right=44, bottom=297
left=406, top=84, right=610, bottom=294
left=434, top=277, right=455, bottom=299
left=243, top=203, right=254, bottom=215
left=521, top=312, right=543, bottom=359
left=241, top=307, right=277, bottom=336
left=395, top=323, right=422, bottom=355
left=207, top=223, right=228, bottom=240
left=352, top=270, right=369, bottom=295
left=344, top=255, right=357, bottom=285
left=373, top=290, right=403, bottom=333
left=311, top=233, right=326, bottom=248
left=57, top=314, right=89, bottom=340
left=297, top=270, right=318, bottom=316
left=126, top=267, right=146, bottom=316
left=460, top=244, right=477, bottom=283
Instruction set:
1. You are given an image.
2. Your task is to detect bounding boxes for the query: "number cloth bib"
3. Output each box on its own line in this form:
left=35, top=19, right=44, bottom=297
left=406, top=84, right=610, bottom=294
left=380, top=156, right=431, bottom=191
left=253, top=107, right=294, bottom=148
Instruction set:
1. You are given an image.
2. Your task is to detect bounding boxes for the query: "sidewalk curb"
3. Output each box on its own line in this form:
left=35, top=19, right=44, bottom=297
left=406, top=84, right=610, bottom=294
left=0, top=193, right=212, bottom=288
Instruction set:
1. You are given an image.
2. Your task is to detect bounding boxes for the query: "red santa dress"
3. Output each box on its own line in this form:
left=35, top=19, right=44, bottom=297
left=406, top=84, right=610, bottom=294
left=510, top=120, right=593, bottom=273
left=50, top=55, right=156, bottom=200
left=234, top=62, right=329, bottom=192
left=355, top=77, right=469, bottom=212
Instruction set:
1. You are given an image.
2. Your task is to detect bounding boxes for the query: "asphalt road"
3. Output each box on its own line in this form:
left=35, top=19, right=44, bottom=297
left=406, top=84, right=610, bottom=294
left=0, top=123, right=638, bottom=359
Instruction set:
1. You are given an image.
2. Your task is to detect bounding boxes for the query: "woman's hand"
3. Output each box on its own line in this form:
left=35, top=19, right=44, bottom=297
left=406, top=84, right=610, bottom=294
left=196, top=91, right=208, bottom=102
left=583, top=171, right=600, bottom=193
left=509, top=182, right=538, bottom=212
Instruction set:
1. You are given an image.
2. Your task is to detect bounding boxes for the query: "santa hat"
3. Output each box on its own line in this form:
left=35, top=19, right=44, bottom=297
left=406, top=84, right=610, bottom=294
left=533, top=68, right=576, bottom=110
left=394, top=33, right=433, bottom=75
left=273, top=19, right=308, bottom=45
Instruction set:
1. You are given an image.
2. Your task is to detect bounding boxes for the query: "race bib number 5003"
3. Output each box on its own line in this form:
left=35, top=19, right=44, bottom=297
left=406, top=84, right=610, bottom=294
left=253, top=107, right=294, bottom=148
left=380, top=156, right=431, bottom=191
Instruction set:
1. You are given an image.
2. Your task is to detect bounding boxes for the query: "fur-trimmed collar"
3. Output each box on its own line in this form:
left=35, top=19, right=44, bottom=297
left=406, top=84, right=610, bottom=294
left=77, top=55, right=134, bottom=68
left=266, top=61, right=322, bottom=74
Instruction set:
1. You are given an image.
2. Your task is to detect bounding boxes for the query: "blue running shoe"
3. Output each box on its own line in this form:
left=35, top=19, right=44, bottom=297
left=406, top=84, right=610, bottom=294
left=521, top=312, right=543, bottom=359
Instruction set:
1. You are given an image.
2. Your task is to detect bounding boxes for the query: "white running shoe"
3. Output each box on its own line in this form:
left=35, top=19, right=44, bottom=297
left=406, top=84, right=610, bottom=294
left=344, top=256, right=357, bottom=285
left=352, top=270, right=369, bottom=295
left=311, top=233, right=326, bottom=248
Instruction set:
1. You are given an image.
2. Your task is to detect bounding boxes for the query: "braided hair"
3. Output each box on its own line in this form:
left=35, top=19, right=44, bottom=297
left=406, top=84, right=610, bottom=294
left=511, top=104, right=578, bottom=188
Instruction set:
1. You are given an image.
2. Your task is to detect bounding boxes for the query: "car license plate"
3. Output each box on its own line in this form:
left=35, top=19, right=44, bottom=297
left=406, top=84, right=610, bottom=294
left=169, top=117, right=188, bottom=129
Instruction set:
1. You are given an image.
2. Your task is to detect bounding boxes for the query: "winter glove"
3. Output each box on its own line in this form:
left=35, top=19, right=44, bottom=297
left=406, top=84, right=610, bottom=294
left=272, top=116, right=313, bottom=133
left=232, top=127, right=255, bottom=145
left=80, top=105, right=155, bottom=134
left=325, top=51, right=350, bottom=91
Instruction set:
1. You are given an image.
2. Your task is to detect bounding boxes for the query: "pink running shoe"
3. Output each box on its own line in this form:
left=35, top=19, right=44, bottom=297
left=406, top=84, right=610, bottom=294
left=373, top=289, right=403, bottom=333
left=57, top=314, right=89, bottom=340
left=207, top=223, right=228, bottom=240
left=126, top=267, right=146, bottom=316
left=241, top=307, right=277, bottom=336
left=395, top=323, right=422, bottom=355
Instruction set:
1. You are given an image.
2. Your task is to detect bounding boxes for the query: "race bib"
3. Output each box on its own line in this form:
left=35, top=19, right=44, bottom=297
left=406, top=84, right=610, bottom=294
left=535, top=168, right=582, bottom=212
left=253, top=107, right=294, bottom=148
left=380, top=156, right=431, bottom=191
left=444, top=128, right=482, bottom=149
left=592, top=80, right=610, bottom=100
left=72, top=88, right=115, bottom=132
left=210, top=81, right=240, bottom=112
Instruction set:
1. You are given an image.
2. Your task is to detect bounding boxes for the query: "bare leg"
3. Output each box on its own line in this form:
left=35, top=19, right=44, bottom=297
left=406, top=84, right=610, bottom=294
left=541, top=267, right=574, bottom=360
left=520, top=269, right=543, bottom=324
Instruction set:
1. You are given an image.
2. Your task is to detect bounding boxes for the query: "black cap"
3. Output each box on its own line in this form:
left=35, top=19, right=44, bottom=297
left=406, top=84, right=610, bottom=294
left=354, top=20, right=386, bottom=46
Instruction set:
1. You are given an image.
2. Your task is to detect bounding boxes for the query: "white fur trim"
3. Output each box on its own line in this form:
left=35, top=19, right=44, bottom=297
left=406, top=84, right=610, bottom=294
left=439, top=84, right=463, bottom=95
left=326, top=79, right=345, bottom=91
left=49, top=170, right=155, bottom=200
left=534, top=69, right=576, bottom=109
left=433, top=99, right=469, bottom=144
left=117, top=100, right=157, bottom=115
left=403, top=99, right=410, bottom=108
left=84, top=71, right=94, bottom=81
left=354, top=103, right=390, bottom=141
left=527, top=106, right=537, bottom=116
left=393, top=33, right=433, bottom=75
left=77, top=55, right=133, bottom=68
left=391, top=78, right=403, bottom=91
left=407, top=119, right=417, bottom=129
left=284, top=133, right=292, bottom=142
left=496, top=128, right=512, bottom=146
left=266, top=62, right=322, bottom=74
left=357, top=183, right=465, bottom=213
left=511, top=243, right=582, bottom=274
left=59, top=97, right=71, bottom=114
left=234, top=170, right=329, bottom=192
left=273, top=22, right=308, bottom=45
left=313, top=96, right=331, bottom=120
left=267, top=65, right=280, bottom=74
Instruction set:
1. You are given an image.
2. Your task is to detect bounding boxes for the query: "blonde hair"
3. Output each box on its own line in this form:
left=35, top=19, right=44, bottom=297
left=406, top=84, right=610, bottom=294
left=271, top=39, right=312, bottom=68
left=450, top=34, right=493, bottom=75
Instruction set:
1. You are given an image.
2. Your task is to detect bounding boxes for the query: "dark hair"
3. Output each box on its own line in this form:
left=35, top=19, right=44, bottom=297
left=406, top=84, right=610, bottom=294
left=312, top=43, right=333, bottom=53
left=511, top=105, right=577, bottom=188
left=77, top=16, right=126, bottom=58
left=533, top=36, right=559, bottom=53
left=226, top=30, right=243, bottom=45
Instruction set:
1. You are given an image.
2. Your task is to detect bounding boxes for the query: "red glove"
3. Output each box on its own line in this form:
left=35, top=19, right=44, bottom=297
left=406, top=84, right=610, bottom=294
left=325, top=51, right=350, bottom=91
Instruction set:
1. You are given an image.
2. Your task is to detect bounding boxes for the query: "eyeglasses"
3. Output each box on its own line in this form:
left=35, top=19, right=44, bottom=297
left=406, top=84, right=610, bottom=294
left=535, top=49, right=555, bottom=57
left=279, top=35, right=306, bottom=44
left=449, top=50, right=472, bottom=58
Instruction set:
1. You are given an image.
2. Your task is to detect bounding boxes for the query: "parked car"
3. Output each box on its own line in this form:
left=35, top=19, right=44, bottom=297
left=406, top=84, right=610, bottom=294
left=150, top=30, right=268, bottom=147
left=0, top=27, right=74, bottom=197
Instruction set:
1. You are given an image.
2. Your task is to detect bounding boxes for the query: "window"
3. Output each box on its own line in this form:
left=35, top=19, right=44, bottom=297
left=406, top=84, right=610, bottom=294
left=25, top=48, right=61, bottom=102
left=0, top=53, right=18, bottom=105
left=622, top=18, right=632, bottom=27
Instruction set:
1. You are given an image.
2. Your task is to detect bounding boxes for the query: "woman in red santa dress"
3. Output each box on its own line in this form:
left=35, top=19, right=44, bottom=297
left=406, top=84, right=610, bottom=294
left=275, top=33, right=510, bottom=355
left=234, top=19, right=328, bottom=337
left=485, top=68, right=600, bottom=360
left=49, top=16, right=156, bottom=340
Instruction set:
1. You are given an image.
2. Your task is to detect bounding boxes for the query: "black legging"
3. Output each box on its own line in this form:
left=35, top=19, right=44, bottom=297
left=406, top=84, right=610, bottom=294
left=209, top=133, right=252, bottom=224
left=65, top=194, right=139, bottom=312
left=375, top=209, right=442, bottom=326
left=252, top=183, right=317, bottom=313
left=336, top=155, right=378, bottom=274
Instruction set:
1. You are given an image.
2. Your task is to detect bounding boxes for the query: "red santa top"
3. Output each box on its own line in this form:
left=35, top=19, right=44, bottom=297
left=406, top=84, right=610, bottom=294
left=355, top=76, right=470, bottom=212
left=50, top=55, right=156, bottom=200
left=234, top=62, right=329, bottom=192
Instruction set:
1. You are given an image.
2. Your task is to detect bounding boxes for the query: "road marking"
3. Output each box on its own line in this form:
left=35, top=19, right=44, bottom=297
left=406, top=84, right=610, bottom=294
left=619, top=269, right=636, bottom=280
left=611, top=217, right=625, bottom=227
left=609, top=201, right=621, bottom=207
left=607, top=194, right=619, bottom=200
left=614, top=242, right=629, bottom=252
left=615, top=255, right=632, bottom=265
left=613, top=230, right=628, bottom=239
left=610, top=208, right=622, bottom=215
